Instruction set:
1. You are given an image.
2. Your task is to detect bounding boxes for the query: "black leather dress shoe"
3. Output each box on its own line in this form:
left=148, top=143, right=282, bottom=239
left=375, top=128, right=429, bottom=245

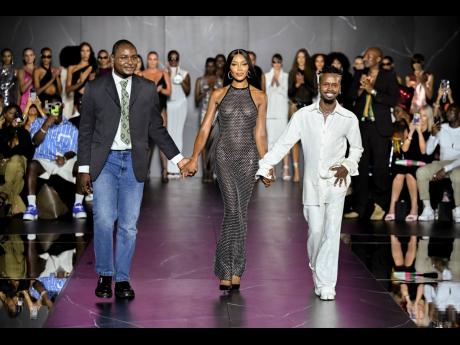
left=95, top=275, right=112, bottom=298
left=115, top=281, right=135, bottom=300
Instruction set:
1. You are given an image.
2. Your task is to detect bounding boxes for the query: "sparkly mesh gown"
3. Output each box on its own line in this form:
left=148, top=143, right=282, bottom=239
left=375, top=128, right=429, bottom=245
left=214, top=85, right=259, bottom=280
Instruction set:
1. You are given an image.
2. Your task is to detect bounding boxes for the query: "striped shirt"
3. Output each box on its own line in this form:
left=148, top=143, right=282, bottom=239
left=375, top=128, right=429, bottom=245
left=30, top=117, right=78, bottom=160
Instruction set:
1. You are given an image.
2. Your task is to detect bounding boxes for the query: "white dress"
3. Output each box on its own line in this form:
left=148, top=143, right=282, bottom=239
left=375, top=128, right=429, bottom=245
left=60, top=67, right=74, bottom=119
left=265, top=69, right=289, bottom=150
left=167, top=66, right=189, bottom=174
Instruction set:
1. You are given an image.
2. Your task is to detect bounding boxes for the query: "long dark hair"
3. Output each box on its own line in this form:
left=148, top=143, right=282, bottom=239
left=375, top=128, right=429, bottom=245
left=223, top=49, right=260, bottom=90
left=79, top=42, right=98, bottom=71
left=291, top=48, right=314, bottom=83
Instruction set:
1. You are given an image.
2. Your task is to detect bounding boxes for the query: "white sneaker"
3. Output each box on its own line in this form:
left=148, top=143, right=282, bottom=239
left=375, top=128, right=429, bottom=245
left=418, top=207, right=435, bottom=221
left=452, top=208, right=460, bottom=223
left=27, top=234, right=36, bottom=240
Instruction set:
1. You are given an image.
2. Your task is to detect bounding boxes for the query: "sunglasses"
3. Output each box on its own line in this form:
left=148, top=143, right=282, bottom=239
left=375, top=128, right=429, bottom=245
left=42, top=55, right=52, bottom=59
left=382, top=62, right=392, bottom=66
left=98, top=56, right=109, bottom=60
left=168, top=57, right=178, bottom=61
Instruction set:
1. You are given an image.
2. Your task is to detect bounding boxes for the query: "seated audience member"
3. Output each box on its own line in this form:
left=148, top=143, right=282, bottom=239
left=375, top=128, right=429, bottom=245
left=23, top=94, right=86, bottom=221
left=0, top=104, right=34, bottom=215
left=417, top=104, right=460, bottom=222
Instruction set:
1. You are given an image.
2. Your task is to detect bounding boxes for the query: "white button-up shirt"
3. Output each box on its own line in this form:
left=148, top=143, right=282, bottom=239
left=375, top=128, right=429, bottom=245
left=256, top=99, right=363, bottom=205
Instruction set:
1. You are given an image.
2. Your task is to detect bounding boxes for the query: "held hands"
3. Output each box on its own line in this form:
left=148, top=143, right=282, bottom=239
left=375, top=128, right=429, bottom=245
left=259, top=168, right=275, bottom=188
left=432, top=168, right=446, bottom=181
left=180, top=158, right=198, bottom=177
left=330, top=165, right=349, bottom=187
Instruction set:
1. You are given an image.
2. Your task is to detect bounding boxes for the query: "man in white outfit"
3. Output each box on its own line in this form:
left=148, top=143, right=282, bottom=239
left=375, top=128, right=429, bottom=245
left=256, top=66, right=363, bottom=300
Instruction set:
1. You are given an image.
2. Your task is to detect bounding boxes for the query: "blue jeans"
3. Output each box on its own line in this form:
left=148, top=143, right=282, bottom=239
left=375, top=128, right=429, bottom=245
left=92, top=151, right=144, bottom=282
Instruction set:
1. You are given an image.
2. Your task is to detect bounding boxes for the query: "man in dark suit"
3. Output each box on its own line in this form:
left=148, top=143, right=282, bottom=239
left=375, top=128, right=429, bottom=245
left=78, top=39, right=188, bottom=299
left=345, top=47, right=399, bottom=220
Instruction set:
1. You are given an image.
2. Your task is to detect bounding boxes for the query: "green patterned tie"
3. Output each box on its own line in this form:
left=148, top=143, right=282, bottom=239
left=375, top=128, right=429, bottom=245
left=120, top=79, right=131, bottom=145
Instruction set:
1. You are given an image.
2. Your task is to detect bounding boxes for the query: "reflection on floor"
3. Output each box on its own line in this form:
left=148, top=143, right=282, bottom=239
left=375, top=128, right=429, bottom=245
left=1, top=178, right=458, bottom=327
left=342, top=219, right=460, bottom=328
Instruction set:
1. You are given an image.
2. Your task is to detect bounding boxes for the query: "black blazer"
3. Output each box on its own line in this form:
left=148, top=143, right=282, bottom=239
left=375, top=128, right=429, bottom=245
left=78, top=73, right=180, bottom=182
left=349, top=68, right=399, bottom=137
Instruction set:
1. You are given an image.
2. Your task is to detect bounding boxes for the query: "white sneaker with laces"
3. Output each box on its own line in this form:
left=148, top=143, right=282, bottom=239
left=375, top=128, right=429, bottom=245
left=418, top=207, right=435, bottom=221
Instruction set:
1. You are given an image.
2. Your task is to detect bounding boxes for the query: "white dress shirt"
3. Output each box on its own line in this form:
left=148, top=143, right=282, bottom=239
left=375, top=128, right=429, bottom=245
left=426, top=123, right=460, bottom=172
left=78, top=70, right=183, bottom=174
left=256, top=99, right=363, bottom=205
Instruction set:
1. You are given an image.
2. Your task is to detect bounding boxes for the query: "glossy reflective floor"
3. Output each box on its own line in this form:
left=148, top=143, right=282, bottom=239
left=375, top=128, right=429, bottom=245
left=1, top=178, right=458, bottom=327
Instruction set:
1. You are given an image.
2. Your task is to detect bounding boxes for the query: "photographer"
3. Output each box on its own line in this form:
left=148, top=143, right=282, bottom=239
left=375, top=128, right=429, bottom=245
left=22, top=94, right=86, bottom=221
left=22, top=96, right=46, bottom=131
left=0, top=104, right=33, bottom=216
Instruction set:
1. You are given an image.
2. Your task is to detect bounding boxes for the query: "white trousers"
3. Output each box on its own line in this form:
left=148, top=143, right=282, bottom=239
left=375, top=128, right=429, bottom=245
left=303, top=196, right=345, bottom=291
left=166, top=98, right=188, bottom=174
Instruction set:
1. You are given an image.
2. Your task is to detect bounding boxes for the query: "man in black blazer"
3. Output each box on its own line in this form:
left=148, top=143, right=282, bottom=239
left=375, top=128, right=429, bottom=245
left=78, top=39, right=188, bottom=299
left=345, top=47, right=399, bottom=220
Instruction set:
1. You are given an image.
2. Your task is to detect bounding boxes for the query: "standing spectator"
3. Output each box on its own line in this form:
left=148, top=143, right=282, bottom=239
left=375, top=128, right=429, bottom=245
left=265, top=53, right=290, bottom=180
left=345, top=47, right=399, bottom=220
left=34, top=47, right=62, bottom=105
left=406, top=53, right=434, bottom=114
left=288, top=48, right=316, bottom=182
left=166, top=50, right=191, bottom=176
left=17, top=48, right=36, bottom=112
left=0, top=48, right=18, bottom=107
left=96, top=50, right=112, bottom=77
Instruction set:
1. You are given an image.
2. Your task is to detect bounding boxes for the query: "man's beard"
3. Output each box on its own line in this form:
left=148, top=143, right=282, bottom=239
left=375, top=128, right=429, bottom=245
left=322, top=97, right=336, bottom=104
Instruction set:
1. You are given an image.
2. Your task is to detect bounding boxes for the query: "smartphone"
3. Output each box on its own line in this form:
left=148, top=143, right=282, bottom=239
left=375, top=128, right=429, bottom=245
left=413, top=113, right=420, bottom=124
left=440, top=79, right=450, bottom=90
left=30, top=87, right=36, bottom=101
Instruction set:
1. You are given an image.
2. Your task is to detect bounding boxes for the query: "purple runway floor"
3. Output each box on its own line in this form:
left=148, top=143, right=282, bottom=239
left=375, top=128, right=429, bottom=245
left=44, top=178, right=413, bottom=328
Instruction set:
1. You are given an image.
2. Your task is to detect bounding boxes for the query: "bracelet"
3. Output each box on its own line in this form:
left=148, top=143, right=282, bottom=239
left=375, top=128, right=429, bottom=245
left=40, top=127, right=47, bottom=134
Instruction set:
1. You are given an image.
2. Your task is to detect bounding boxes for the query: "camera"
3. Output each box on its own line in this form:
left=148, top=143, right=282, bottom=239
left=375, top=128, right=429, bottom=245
left=14, top=108, right=23, bottom=124
left=48, top=102, right=62, bottom=116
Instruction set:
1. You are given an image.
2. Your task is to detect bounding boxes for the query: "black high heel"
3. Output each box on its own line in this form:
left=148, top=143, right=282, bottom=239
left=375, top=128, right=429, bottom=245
left=219, top=280, right=232, bottom=291
left=231, top=276, right=241, bottom=290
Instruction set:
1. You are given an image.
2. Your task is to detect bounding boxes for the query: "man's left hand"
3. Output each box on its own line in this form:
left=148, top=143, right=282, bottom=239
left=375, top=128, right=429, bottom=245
left=177, top=158, right=190, bottom=170
left=330, top=165, right=349, bottom=187
left=56, top=156, right=66, bottom=167
left=432, top=168, right=446, bottom=181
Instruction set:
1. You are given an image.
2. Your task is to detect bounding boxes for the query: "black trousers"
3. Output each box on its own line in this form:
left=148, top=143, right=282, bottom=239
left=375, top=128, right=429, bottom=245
left=353, top=121, right=391, bottom=214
